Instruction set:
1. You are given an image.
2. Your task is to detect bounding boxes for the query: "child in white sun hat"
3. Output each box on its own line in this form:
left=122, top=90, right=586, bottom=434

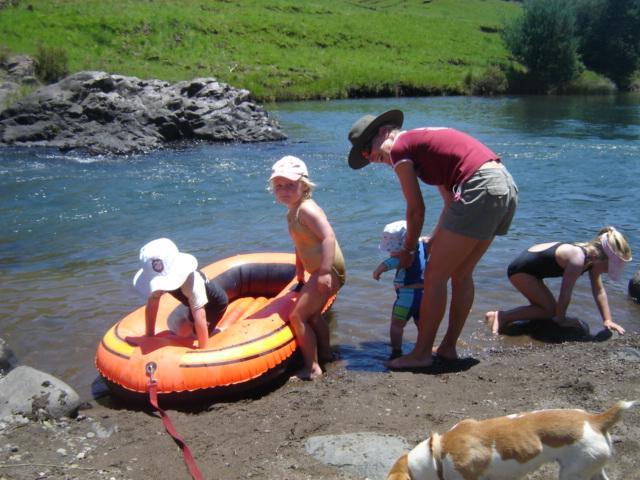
left=373, top=220, right=430, bottom=360
left=133, top=238, right=228, bottom=349
left=269, top=155, right=346, bottom=380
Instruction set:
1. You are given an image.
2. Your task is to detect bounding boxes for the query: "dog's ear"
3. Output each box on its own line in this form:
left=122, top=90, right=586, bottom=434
left=386, top=453, right=411, bottom=480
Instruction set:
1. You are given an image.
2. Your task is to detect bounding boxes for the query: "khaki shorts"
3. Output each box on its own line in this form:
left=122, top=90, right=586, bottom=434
left=441, top=166, right=518, bottom=240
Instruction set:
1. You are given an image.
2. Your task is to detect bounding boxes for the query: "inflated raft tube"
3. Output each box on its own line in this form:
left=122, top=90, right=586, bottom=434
left=96, top=252, right=335, bottom=402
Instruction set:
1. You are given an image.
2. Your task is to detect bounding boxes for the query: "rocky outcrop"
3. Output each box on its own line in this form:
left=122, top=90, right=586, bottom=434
left=629, top=267, right=640, bottom=302
left=0, top=54, right=38, bottom=108
left=0, top=69, right=286, bottom=155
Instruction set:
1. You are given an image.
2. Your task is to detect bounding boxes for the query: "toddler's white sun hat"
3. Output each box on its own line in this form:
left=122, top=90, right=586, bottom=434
left=270, top=155, right=308, bottom=181
left=133, top=238, right=197, bottom=297
left=379, top=220, right=407, bottom=253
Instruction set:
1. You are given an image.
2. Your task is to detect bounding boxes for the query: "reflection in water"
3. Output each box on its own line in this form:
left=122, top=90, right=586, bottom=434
left=1, top=95, right=639, bottom=398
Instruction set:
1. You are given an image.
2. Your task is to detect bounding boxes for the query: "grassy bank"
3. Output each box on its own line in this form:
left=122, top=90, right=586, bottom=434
left=0, top=0, right=522, bottom=101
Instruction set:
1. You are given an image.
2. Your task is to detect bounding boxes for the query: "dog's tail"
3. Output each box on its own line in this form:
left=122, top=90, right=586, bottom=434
left=591, top=400, right=638, bottom=433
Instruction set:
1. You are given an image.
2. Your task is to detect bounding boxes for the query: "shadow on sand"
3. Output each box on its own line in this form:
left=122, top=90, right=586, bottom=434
left=500, top=318, right=613, bottom=344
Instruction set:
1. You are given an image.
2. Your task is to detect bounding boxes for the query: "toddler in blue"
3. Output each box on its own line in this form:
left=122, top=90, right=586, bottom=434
left=373, top=220, right=430, bottom=360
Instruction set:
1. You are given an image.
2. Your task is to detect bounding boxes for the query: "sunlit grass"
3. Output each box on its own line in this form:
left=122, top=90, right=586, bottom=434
left=0, top=0, right=522, bottom=101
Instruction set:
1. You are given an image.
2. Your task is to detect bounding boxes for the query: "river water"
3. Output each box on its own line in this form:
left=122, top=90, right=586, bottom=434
left=1, top=95, right=639, bottom=400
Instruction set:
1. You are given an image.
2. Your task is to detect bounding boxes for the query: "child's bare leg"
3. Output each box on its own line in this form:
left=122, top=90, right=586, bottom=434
left=288, top=277, right=329, bottom=380
left=390, top=318, right=404, bottom=352
left=310, top=312, right=332, bottom=363
left=485, top=273, right=556, bottom=333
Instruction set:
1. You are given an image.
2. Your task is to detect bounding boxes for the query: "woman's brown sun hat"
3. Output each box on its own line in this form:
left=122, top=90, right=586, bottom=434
left=347, top=109, right=404, bottom=169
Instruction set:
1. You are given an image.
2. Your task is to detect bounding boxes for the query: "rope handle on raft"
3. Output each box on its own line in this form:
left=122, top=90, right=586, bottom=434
left=146, top=362, right=204, bottom=480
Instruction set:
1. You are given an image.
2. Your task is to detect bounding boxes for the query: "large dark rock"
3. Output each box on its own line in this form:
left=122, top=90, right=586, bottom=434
left=0, top=70, right=286, bottom=155
left=629, top=267, right=640, bottom=303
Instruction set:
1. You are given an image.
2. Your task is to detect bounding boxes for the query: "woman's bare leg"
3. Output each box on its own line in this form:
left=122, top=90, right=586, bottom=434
left=388, top=229, right=487, bottom=369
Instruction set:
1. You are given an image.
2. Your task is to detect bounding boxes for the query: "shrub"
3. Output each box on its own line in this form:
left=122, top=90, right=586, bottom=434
left=34, top=43, right=69, bottom=83
left=464, top=65, right=508, bottom=95
left=0, top=44, right=9, bottom=64
left=502, top=0, right=581, bottom=92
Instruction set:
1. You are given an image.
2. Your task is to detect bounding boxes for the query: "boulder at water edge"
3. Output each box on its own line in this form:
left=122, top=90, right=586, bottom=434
left=629, top=267, right=640, bottom=302
left=0, top=337, right=16, bottom=374
left=0, top=365, right=80, bottom=420
left=0, top=70, right=286, bottom=155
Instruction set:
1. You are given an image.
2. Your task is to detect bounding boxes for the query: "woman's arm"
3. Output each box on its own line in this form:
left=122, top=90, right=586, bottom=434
left=431, top=185, right=453, bottom=238
left=554, top=246, right=585, bottom=320
left=394, top=162, right=424, bottom=268
left=589, top=270, right=625, bottom=334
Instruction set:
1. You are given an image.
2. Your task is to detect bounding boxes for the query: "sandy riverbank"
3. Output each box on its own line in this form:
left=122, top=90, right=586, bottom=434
left=2, top=332, right=640, bottom=480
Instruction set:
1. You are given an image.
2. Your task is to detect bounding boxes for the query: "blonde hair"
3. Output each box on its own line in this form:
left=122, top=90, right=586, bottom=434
left=267, top=176, right=316, bottom=200
left=577, top=226, right=632, bottom=263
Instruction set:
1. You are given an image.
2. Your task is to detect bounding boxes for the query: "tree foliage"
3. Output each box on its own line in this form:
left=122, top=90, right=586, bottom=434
left=575, top=0, right=640, bottom=89
left=502, top=0, right=581, bottom=92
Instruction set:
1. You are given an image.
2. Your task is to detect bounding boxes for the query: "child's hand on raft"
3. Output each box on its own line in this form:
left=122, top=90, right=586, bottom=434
left=604, top=320, right=625, bottom=335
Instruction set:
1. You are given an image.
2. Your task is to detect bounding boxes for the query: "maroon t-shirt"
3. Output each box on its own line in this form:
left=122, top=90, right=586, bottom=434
left=390, top=128, right=500, bottom=190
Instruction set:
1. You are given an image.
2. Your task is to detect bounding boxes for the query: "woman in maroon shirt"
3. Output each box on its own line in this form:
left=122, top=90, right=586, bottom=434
left=348, top=110, right=518, bottom=370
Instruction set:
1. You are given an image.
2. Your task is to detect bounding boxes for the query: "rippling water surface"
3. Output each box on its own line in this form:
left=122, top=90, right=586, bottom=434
left=1, top=95, right=639, bottom=399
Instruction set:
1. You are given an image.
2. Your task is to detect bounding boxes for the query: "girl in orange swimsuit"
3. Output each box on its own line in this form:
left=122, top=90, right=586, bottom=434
left=269, top=156, right=346, bottom=380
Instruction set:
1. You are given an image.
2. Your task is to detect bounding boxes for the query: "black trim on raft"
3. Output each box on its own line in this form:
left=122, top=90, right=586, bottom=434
left=180, top=336, right=296, bottom=368
left=99, top=354, right=301, bottom=409
left=100, top=339, right=131, bottom=360
left=211, top=261, right=296, bottom=303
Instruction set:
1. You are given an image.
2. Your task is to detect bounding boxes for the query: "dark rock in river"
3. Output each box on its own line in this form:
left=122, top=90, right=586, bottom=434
left=629, top=267, right=640, bottom=303
left=0, top=70, right=286, bottom=155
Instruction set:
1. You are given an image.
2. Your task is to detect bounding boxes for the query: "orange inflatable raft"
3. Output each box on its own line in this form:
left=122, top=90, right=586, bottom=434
left=96, top=252, right=334, bottom=401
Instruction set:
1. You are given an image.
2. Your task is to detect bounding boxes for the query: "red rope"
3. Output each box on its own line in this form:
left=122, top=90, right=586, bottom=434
left=148, top=380, right=204, bottom=480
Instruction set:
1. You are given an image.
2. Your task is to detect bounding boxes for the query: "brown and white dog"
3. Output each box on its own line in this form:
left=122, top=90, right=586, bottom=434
left=387, top=400, right=637, bottom=480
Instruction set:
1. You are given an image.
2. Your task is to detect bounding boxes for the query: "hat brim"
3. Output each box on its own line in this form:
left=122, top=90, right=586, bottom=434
left=348, top=109, right=404, bottom=169
left=133, top=252, right=198, bottom=297
left=269, top=172, right=304, bottom=182
left=607, top=256, right=629, bottom=281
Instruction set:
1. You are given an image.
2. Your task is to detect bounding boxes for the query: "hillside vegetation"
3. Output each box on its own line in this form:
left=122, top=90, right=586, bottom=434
left=0, top=0, right=522, bottom=101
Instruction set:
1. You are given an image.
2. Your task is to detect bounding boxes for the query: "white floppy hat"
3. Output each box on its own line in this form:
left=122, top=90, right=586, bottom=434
left=270, top=155, right=308, bottom=181
left=379, top=220, right=407, bottom=253
left=132, top=238, right=197, bottom=297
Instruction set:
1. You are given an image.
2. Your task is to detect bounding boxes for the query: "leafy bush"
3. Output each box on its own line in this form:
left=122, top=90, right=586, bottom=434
left=464, top=65, right=508, bottom=95
left=0, top=44, right=9, bottom=64
left=502, top=0, right=581, bottom=92
left=575, top=0, right=640, bottom=90
left=34, top=43, right=69, bottom=83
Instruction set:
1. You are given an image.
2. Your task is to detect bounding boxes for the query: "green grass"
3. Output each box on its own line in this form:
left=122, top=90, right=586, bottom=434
left=0, top=0, right=522, bottom=101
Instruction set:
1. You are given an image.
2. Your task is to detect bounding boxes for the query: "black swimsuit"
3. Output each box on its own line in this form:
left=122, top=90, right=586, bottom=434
left=169, top=271, right=229, bottom=330
left=507, top=243, right=590, bottom=279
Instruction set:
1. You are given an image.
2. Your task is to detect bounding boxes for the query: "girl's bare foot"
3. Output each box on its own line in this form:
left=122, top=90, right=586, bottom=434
left=290, top=365, right=323, bottom=381
left=485, top=311, right=501, bottom=335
